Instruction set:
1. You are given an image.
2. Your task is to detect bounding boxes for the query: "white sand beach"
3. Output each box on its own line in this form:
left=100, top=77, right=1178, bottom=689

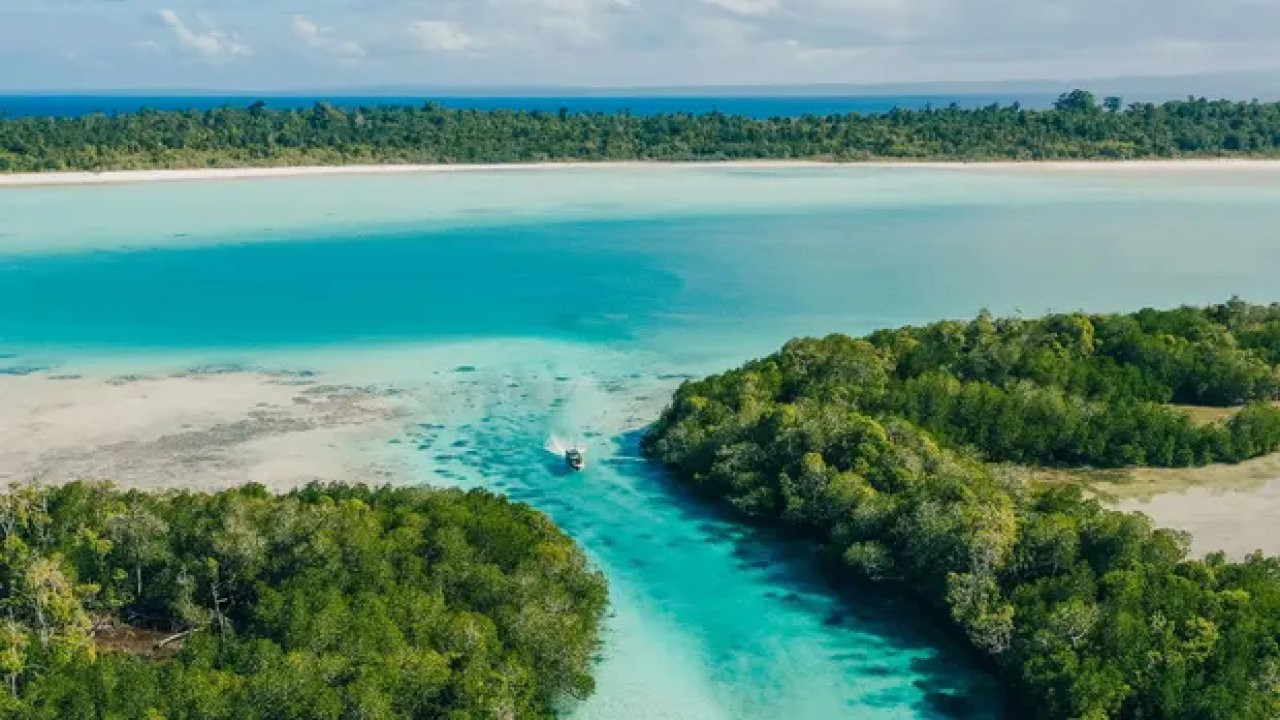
left=5, top=158, right=1280, bottom=187
left=0, top=162, right=827, bottom=187
left=0, top=369, right=416, bottom=492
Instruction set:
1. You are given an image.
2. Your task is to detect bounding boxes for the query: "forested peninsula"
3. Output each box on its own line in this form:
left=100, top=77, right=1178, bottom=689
left=644, top=299, right=1280, bottom=719
left=0, top=483, right=607, bottom=719
left=4, top=91, right=1280, bottom=172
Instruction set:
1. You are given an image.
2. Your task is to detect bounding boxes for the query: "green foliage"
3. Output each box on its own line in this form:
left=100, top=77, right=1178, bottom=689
left=0, top=482, right=608, bottom=719
left=748, top=301, right=1280, bottom=469
left=5, top=92, right=1280, bottom=172
left=644, top=300, right=1280, bottom=719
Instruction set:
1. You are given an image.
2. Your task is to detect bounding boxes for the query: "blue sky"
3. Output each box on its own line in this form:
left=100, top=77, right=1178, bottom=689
left=3, top=0, right=1279, bottom=90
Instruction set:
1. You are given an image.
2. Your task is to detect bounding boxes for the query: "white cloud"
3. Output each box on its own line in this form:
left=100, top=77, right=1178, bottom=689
left=157, top=9, right=252, bottom=60
left=703, top=0, right=780, bottom=15
left=522, top=0, right=632, bottom=12
left=685, top=17, right=758, bottom=48
left=539, top=14, right=604, bottom=47
left=291, top=14, right=366, bottom=61
left=795, top=0, right=946, bottom=42
left=8, top=0, right=1280, bottom=91
left=407, top=20, right=474, bottom=53
left=491, top=0, right=631, bottom=49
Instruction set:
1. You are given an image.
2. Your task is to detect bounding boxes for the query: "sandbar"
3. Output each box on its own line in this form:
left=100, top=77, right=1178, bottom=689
left=0, top=369, right=415, bottom=492
left=4, top=159, right=1280, bottom=187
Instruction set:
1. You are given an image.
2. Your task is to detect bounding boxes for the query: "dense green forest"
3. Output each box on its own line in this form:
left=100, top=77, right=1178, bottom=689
left=861, top=299, right=1280, bottom=467
left=644, top=300, right=1280, bottom=719
left=4, top=91, right=1280, bottom=171
left=0, top=482, right=607, bottom=719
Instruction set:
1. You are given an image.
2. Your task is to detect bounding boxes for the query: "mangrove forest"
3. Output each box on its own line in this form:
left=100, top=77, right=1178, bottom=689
left=644, top=299, right=1280, bottom=719
left=0, top=483, right=608, bottom=719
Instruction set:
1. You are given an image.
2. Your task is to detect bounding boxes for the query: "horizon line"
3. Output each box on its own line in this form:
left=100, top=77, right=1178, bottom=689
left=3, top=70, right=1277, bottom=97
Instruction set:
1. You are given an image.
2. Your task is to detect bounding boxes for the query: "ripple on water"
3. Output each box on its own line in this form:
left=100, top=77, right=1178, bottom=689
left=11, top=165, right=1280, bottom=719
left=404, top=369, right=1004, bottom=720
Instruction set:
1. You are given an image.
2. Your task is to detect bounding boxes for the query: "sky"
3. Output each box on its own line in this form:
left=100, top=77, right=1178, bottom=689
left=2, top=0, right=1280, bottom=91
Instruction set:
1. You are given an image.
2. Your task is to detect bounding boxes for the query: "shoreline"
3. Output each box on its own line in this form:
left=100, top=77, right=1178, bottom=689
left=1030, top=453, right=1280, bottom=559
left=0, top=368, right=416, bottom=493
left=5, top=158, right=1280, bottom=187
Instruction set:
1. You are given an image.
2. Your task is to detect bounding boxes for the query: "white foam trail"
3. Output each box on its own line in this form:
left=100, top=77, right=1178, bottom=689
left=545, top=435, right=588, bottom=456
left=545, top=435, right=568, bottom=456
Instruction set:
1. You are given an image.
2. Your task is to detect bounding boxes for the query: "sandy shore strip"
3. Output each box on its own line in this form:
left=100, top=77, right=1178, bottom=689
left=0, top=161, right=819, bottom=187
left=5, top=159, right=1280, bottom=187
left=0, top=369, right=417, bottom=493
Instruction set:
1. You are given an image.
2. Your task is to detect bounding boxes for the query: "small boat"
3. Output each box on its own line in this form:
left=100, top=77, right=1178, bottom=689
left=547, top=435, right=588, bottom=472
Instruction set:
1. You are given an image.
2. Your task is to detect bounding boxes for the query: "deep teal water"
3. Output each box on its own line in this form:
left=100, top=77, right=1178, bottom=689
left=5, top=201, right=1280, bottom=357
left=4, top=166, right=1280, bottom=718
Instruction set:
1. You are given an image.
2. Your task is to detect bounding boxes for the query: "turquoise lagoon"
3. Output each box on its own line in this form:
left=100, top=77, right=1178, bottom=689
left=4, top=165, right=1280, bottom=719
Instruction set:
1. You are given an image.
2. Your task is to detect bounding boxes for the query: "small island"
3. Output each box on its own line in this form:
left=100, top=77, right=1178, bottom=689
left=2, top=91, right=1280, bottom=173
left=6, top=0, right=1280, bottom=712
left=4, top=103, right=1280, bottom=715
left=0, top=482, right=607, bottom=719
left=644, top=299, right=1280, bottom=719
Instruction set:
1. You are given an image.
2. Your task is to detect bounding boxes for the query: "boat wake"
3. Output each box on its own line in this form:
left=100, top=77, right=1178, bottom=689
left=545, top=434, right=587, bottom=457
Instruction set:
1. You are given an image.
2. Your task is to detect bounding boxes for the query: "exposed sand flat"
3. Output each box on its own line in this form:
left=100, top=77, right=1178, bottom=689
left=3, top=364, right=1277, bottom=554
left=1109, top=453, right=1280, bottom=558
left=0, top=370, right=415, bottom=492
left=4, top=159, right=1280, bottom=187
left=1029, top=453, right=1280, bottom=558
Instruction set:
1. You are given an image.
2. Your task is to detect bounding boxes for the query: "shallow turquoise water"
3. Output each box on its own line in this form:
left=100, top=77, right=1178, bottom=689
left=5, top=166, right=1280, bottom=718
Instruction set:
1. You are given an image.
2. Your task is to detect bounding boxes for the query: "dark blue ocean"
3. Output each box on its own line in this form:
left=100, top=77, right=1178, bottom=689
left=0, top=93, right=1053, bottom=119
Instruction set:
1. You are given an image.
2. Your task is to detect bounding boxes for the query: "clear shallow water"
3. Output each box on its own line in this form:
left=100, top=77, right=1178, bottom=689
left=5, top=166, right=1280, bottom=718
left=391, top=359, right=996, bottom=719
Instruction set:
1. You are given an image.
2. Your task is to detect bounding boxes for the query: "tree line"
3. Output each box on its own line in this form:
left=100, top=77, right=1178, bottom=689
left=0, top=482, right=608, bottom=719
left=643, top=300, right=1280, bottom=719
left=4, top=91, right=1280, bottom=171
left=861, top=298, right=1280, bottom=467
